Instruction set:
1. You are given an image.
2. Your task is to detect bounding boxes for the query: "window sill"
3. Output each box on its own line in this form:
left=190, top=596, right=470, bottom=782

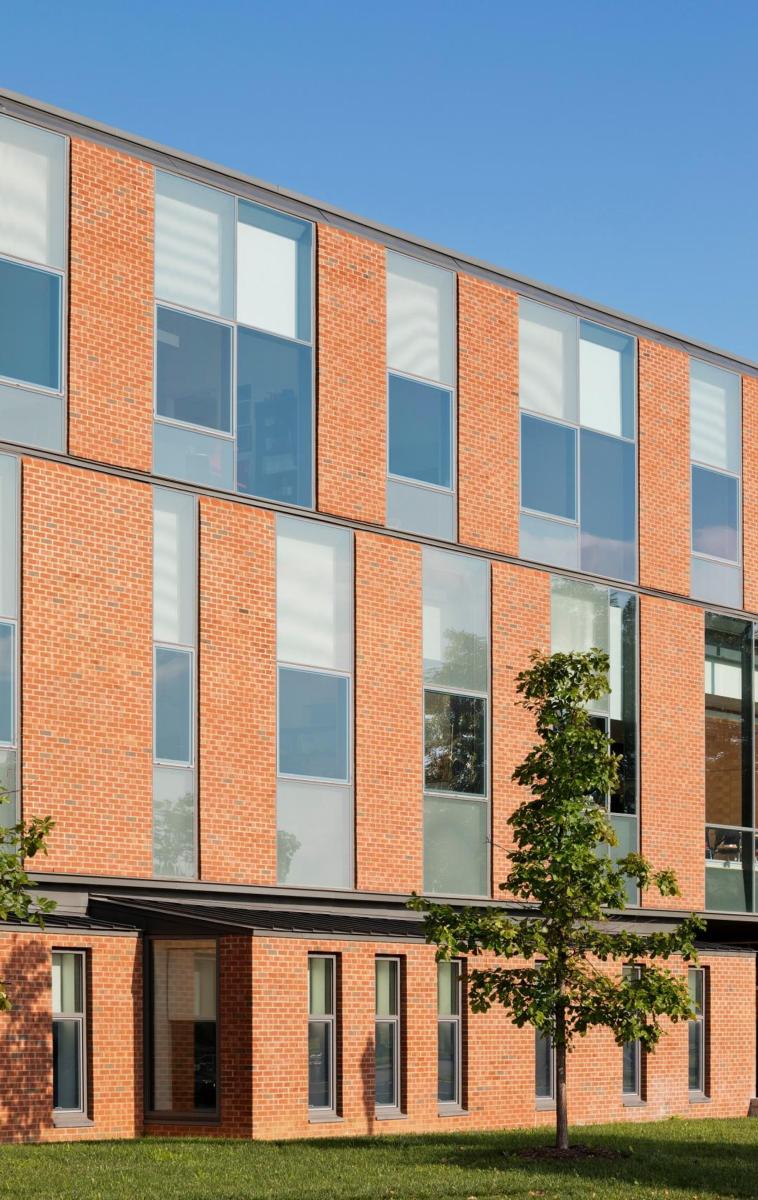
left=145, top=1112, right=220, bottom=1125
left=689, top=1091, right=711, bottom=1105
left=53, top=1112, right=94, bottom=1129
left=622, top=1096, right=646, bottom=1108
left=536, top=1097, right=556, bottom=1111
left=308, top=1111, right=343, bottom=1124
left=375, top=1108, right=407, bottom=1121
left=438, top=1103, right=469, bottom=1118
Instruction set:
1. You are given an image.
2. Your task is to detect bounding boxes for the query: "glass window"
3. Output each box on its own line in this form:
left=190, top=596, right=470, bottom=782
left=579, top=320, right=635, bottom=439
left=519, top=299, right=577, bottom=422
left=237, top=201, right=312, bottom=342
left=153, top=421, right=235, bottom=491
left=155, top=172, right=234, bottom=318
left=692, top=466, right=739, bottom=563
left=156, top=306, right=232, bottom=434
left=386, top=478, right=455, bottom=541
left=237, top=328, right=313, bottom=506
left=0, top=621, right=14, bottom=746
left=0, top=258, right=61, bottom=391
left=535, top=1031, right=554, bottom=1100
left=705, top=616, right=750, bottom=830
left=691, top=359, right=740, bottom=474
left=424, top=796, right=487, bottom=896
left=375, top=958, right=400, bottom=1109
left=150, top=940, right=217, bottom=1115
left=309, top=956, right=336, bottom=1111
left=0, top=114, right=66, bottom=270
left=551, top=575, right=610, bottom=661
left=424, top=691, right=485, bottom=796
left=580, top=429, right=636, bottom=582
left=520, top=414, right=576, bottom=520
left=277, top=517, right=352, bottom=673
left=52, top=951, right=86, bottom=1113
left=388, top=374, right=452, bottom=489
left=278, top=667, right=349, bottom=781
left=688, top=967, right=706, bottom=1094
left=423, top=549, right=488, bottom=694
left=153, top=766, right=196, bottom=880
left=691, top=556, right=742, bottom=609
left=387, top=253, right=454, bottom=387
left=276, top=780, right=351, bottom=888
left=437, top=961, right=461, bottom=1106
left=0, top=454, right=19, bottom=621
left=519, top=512, right=578, bottom=570
left=0, top=749, right=17, bottom=830
left=154, top=647, right=193, bottom=766
left=622, top=965, right=642, bottom=1098
left=153, top=489, right=196, bottom=648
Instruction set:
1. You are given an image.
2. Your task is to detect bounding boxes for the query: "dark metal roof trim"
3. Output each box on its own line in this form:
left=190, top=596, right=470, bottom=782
left=0, top=87, right=754, bottom=377
left=0, top=911, right=139, bottom=935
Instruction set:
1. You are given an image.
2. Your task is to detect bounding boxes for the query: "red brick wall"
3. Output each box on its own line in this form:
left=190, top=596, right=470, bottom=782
left=457, top=275, right=519, bottom=557
left=355, top=532, right=422, bottom=893
left=22, top=458, right=153, bottom=877
left=68, top=139, right=154, bottom=472
left=742, top=375, right=758, bottom=613
left=638, top=339, right=690, bottom=596
left=317, top=225, right=386, bottom=525
left=198, top=497, right=276, bottom=885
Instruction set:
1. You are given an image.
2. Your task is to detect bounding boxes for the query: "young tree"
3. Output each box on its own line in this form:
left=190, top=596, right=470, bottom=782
left=0, top=788, right=55, bottom=1011
left=411, top=649, right=704, bottom=1152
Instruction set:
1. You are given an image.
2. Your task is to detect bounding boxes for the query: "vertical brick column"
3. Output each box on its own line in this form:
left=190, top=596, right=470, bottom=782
left=639, top=594, right=704, bottom=910
left=22, top=458, right=153, bottom=877
left=638, top=339, right=690, bottom=596
left=457, top=274, right=519, bottom=556
left=742, top=374, right=758, bottom=613
left=317, top=225, right=386, bottom=525
left=354, top=532, right=422, bottom=894
left=198, top=497, right=276, bottom=885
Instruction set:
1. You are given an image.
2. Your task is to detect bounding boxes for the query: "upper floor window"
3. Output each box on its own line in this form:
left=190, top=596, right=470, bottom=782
left=519, top=299, right=637, bottom=583
left=386, top=252, right=456, bottom=541
left=690, top=359, right=742, bottom=608
left=154, top=172, right=313, bottom=507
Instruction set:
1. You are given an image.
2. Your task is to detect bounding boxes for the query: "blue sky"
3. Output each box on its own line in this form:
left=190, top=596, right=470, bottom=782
left=2, top=1, right=757, bottom=359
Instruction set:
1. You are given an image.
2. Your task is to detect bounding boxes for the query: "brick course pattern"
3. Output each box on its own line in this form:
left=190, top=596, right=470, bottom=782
left=67, top=139, right=154, bottom=472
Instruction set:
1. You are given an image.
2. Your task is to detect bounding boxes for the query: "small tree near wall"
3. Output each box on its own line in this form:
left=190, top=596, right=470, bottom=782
left=1, top=788, right=55, bottom=1010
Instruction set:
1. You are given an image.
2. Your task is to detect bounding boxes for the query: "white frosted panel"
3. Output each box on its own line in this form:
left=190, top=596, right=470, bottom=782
left=237, top=220, right=297, bottom=339
left=520, top=512, right=578, bottom=570
left=277, top=515, right=351, bottom=671
left=153, top=765, right=196, bottom=879
left=387, top=252, right=454, bottom=386
left=0, top=115, right=65, bottom=269
left=277, top=780, right=352, bottom=888
left=153, top=421, right=234, bottom=490
left=519, top=299, right=577, bottom=422
left=155, top=172, right=234, bottom=317
left=423, top=547, right=488, bottom=692
left=153, top=488, right=196, bottom=646
left=580, top=337, right=622, bottom=436
left=691, top=359, right=740, bottom=473
left=387, top=478, right=455, bottom=541
left=693, top=555, right=742, bottom=611
left=0, top=454, right=18, bottom=619
left=0, top=382, right=64, bottom=451
left=551, top=576, right=609, bottom=656
left=609, top=602, right=622, bottom=721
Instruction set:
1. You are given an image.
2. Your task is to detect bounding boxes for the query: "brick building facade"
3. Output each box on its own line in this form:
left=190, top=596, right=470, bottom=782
left=0, top=89, right=756, bottom=1143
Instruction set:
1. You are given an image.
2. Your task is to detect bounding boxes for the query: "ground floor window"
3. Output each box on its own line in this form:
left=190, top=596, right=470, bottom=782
left=52, top=950, right=87, bottom=1115
left=308, top=954, right=337, bottom=1115
left=688, top=967, right=707, bottom=1096
left=375, top=957, right=401, bottom=1111
left=437, top=960, right=462, bottom=1108
left=149, top=939, right=218, bottom=1117
left=622, top=965, right=643, bottom=1100
left=535, top=1030, right=555, bottom=1103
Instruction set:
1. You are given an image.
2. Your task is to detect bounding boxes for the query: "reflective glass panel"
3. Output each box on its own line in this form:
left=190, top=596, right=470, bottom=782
left=277, top=516, right=351, bottom=672
left=704, top=615, right=750, bottom=829
left=0, top=114, right=66, bottom=270
left=424, top=691, right=486, bottom=796
left=153, top=766, right=195, bottom=879
left=388, top=374, right=452, bottom=489
left=520, top=414, right=576, bottom=520
left=237, top=201, right=312, bottom=342
left=535, top=1032, right=553, bottom=1098
left=278, top=668, right=349, bottom=781
left=0, top=622, right=13, bottom=744
left=579, top=320, right=635, bottom=439
left=276, top=780, right=351, bottom=888
left=0, top=259, right=60, bottom=390
left=156, top=306, right=232, bottom=433
left=53, top=1020, right=82, bottom=1110
left=705, top=826, right=750, bottom=912
left=424, top=796, right=487, bottom=895
left=437, top=1022, right=457, bottom=1103
left=153, top=421, right=234, bottom=491
left=375, top=1022, right=396, bottom=1106
left=0, top=454, right=18, bottom=619
left=580, top=429, right=636, bottom=582
left=691, top=359, right=740, bottom=474
left=423, top=548, right=488, bottom=693
left=0, top=749, right=17, bottom=829
left=151, top=940, right=217, bottom=1114
left=520, top=512, right=578, bottom=569
left=155, top=172, right=234, bottom=318
left=154, top=647, right=193, bottom=765
left=519, top=299, right=577, bottom=422
left=387, top=252, right=454, bottom=386
left=387, top=478, right=455, bottom=541
left=692, top=466, right=739, bottom=562
left=308, top=1021, right=331, bottom=1108
left=691, top=556, right=742, bottom=609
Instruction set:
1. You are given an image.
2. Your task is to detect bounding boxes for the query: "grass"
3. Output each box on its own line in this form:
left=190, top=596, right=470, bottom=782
left=1, top=1118, right=757, bottom=1200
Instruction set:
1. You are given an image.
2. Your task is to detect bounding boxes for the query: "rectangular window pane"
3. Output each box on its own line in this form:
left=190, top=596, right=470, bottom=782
left=277, top=516, right=351, bottom=672
left=691, top=359, right=740, bottom=474
left=155, top=172, right=234, bottom=318
left=376, top=960, right=398, bottom=1018
left=705, top=826, right=751, bottom=912
left=688, top=1021, right=702, bottom=1091
left=153, top=766, right=196, bottom=879
left=153, top=489, right=196, bottom=647
left=0, top=749, right=17, bottom=829
left=535, top=1032, right=553, bottom=1099
left=688, top=967, right=704, bottom=1014
left=424, top=796, right=487, bottom=895
left=0, top=454, right=18, bottom=619
left=519, top=299, right=577, bottom=422
left=52, top=952, right=83, bottom=1015
left=579, top=320, right=635, bottom=439
left=153, top=421, right=234, bottom=491
left=0, top=622, right=14, bottom=745
left=580, top=429, right=637, bottom=582
left=151, top=940, right=217, bottom=1114
left=424, top=691, right=486, bottom=796
left=692, top=466, right=739, bottom=562
left=423, top=548, right=488, bottom=693
left=388, top=374, right=452, bottom=489
left=437, top=1022, right=457, bottom=1103
left=236, top=327, right=313, bottom=507
left=237, top=201, right=312, bottom=343
left=437, top=962, right=459, bottom=1017
left=387, top=478, right=455, bottom=541
left=520, top=512, right=578, bottom=570
left=521, top=414, right=576, bottom=520
left=276, top=780, right=351, bottom=888
left=308, top=1021, right=331, bottom=1108
left=0, top=259, right=60, bottom=391
left=155, top=647, right=193, bottom=765
left=278, top=667, right=349, bottom=781
left=691, top=556, right=742, bottom=609
left=375, top=1021, right=396, bottom=1107
left=705, top=615, right=751, bottom=829
left=309, top=957, right=333, bottom=1016
left=551, top=575, right=610, bottom=658
left=0, top=114, right=66, bottom=270
left=156, top=306, right=232, bottom=433
left=387, top=252, right=454, bottom=386
left=53, top=1020, right=82, bottom=1111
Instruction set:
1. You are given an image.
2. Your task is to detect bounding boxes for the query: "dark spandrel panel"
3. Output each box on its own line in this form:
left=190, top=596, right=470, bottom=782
left=520, top=413, right=576, bottom=520
left=236, top=327, right=312, bottom=507
left=692, top=465, right=739, bottom=563
left=278, top=667, right=349, bottom=782
left=388, top=373, right=452, bottom=489
left=53, top=1020, right=82, bottom=1111
left=622, top=1040, right=638, bottom=1095
left=705, top=614, right=751, bottom=831
left=375, top=1021, right=396, bottom=1106
left=154, top=647, right=193, bottom=766
left=579, top=429, right=636, bottom=583
left=688, top=1020, right=703, bottom=1091
left=437, top=1022, right=457, bottom=1104
left=156, top=306, right=232, bottom=433
left=424, top=691, right=486, bottom=796
left=535, top=1032, right=553, bottom=1099
left=0, top=259, right=60, bottom=391
left=308, top=1021, right=331, bottom=1108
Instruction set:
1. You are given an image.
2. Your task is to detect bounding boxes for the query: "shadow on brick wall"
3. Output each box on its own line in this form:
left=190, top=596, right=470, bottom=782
left=0, top=935, right=52, bottom=1143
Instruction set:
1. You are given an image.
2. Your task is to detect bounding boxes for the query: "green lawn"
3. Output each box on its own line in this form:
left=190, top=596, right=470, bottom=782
left=1, top=1119, right=756, bottom=1200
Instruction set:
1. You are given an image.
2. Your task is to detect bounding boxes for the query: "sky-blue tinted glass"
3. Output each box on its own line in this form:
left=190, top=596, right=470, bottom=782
left=0, top=622, right=13, bottom=744
left=156, top=306, right=232, bottom=433
left=237, top=328, right=312, bottom=506
left=580, top=430, right=637, bottom=582
left=388, top=374, right=452, bottom=489
left=155, top=646, right=193, bottom=764
left=279, top=667, right=348, bottom=781
left=0, top=259, right=60, bottom=391
left=520, top=413, right=576, bottom=520
left=692, top=466, right=739, bottom=562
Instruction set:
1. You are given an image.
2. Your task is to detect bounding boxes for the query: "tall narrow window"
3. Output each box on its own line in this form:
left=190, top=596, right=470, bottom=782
left=519, top=299, right=637, bottom=582
left=52, top=951, right=87, bottom=1116
left=154, top=172, right=314, bottom=503
left=622, top=965, right=642, bottom=1100
left=375, top=958, right=401, bottom=1111
left=437, top=960, right=462, bottom=1109
left=688, top=967, right=706, bottom=1095
left=691, top=360, right=742, bottom=607
left=423, top=548, right=489, bottom=896
left=535, top=1031, right=555, bottom=1103
left=309, top=955, right=336, bottom=1115
left=276, top=516, right=353, bottom=888
left=153, top=488, right=197, bottom=879
left=0, top=453, right=18, bottom=830
left=0, top=114, right=66, bottom=451
left=386, top=252, right=456, bottom=540
left=150, top=939, right=218, bottom=1116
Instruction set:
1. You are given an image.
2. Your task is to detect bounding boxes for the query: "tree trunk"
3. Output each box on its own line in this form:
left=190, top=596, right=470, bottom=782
left=555, top=1003, right=569, bottom=1150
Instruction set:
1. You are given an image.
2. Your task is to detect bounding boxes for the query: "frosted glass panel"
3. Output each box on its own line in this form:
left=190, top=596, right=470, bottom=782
left=277, top=516, right=351, bottom=671
left=387, top=252, right=454, bottom=386
left=277, top=780, right=352, bottom=888
left=0, top=454, right=18, bottom=619
left=579, top=321, right=635, bottom=439
left=155, top=171, right=234, bottom=317
left=387, top=478, right=455, bottom=541
left=52, top=952, right=83, bottom=1015
left=0, top=622, right=14, bottom=744
left=551, top=576, right=609, bottom=657
left=424, top=796, right=487, bottom=896
left=237, top=202, right=312, bottom=341
left=520, top=513, right=578, bottom=570
left=0, top=382, right=63, bottom=451
left=153, top=489, right=196, bottom=646
left=0, top=114, right=66, bottom=269
left=309, top=955, right=334, bottom=1015
left=691, top=555, right=742, bottom=609
left=519, top=298, right=577, bottom=422
left=423, top=547, right=488, bottom=692
left=376, top=959, right=398, bottom=1017
left=153, top=421, right=234, bottom=491
left=0, top=749, right=17, bottom=829
left=437, top=961, right=459, bottom=1016
left=153, top=766, right=196, bottom=879
left=691, top=359, right=740, bottom=473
